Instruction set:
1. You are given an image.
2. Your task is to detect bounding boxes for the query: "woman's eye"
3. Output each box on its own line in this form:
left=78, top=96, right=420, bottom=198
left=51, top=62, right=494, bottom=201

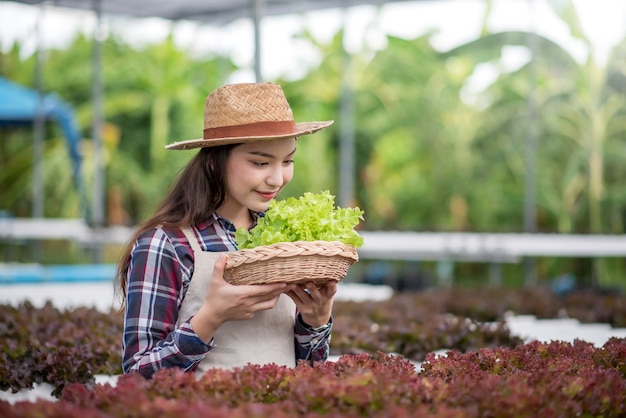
left=283, top=159, right=295, bottom=165
left=252, top=161, right=268, bottom=167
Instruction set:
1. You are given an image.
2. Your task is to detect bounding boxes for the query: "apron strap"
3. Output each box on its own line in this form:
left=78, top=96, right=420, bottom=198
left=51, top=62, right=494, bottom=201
left=181, top=227, right=202, bottom=253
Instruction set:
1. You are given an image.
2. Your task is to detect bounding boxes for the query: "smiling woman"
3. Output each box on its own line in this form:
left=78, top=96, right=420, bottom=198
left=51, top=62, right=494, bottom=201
left=221, top=140, right=296, bottom=223
left=114, top=81, right=337, bottom=379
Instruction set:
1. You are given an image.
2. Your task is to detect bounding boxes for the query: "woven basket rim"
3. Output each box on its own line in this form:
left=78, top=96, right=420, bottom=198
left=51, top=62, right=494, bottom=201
left=225, top=240, right=358, bottom=269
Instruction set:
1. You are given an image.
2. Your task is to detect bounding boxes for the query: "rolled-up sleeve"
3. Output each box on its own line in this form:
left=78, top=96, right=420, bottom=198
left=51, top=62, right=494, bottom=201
left=294, top=314, right=333, bottom=363
left=122, top=228, right=213, bottom=378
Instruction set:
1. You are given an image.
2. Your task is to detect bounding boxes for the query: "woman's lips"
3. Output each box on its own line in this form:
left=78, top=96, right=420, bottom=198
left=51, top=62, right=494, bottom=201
left=256, top=191, right=277, bottom=200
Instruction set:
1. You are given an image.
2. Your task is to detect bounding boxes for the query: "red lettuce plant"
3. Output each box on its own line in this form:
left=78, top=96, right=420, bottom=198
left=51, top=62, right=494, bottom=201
left=1, top=341, right=623, bottom=418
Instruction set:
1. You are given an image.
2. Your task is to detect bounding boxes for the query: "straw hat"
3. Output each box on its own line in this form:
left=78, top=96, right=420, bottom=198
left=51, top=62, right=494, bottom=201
left=165, top=82, right=334, bottom=150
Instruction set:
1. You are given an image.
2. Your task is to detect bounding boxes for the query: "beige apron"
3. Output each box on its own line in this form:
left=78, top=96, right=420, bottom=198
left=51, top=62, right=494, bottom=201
left=177, top=227, right=296, bottom=375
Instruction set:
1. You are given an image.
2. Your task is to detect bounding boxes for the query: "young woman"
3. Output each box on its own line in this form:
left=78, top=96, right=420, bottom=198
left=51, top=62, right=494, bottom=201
left=116, top=82, right=335, bottom=378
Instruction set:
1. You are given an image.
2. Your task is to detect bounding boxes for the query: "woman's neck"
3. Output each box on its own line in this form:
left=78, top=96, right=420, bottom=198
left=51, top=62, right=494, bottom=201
left=217, top=206, right=254, bottom=230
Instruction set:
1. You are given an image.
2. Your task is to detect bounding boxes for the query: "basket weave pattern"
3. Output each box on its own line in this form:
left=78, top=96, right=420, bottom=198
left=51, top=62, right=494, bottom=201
left=224, top=241, right=359, bottom=285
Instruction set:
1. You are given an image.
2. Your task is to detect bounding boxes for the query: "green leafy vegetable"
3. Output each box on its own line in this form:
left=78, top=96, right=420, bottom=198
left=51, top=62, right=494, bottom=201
left=235, top=190, right=365, bottom=249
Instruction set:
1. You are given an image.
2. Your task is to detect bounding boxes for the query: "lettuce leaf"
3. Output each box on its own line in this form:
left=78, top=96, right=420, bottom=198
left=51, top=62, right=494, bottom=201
left=235, top=190, right=365, bottom=249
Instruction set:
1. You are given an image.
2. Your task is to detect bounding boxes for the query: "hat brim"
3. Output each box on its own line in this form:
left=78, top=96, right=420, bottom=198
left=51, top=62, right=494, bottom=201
left=165, top=120, right=334, bottom=150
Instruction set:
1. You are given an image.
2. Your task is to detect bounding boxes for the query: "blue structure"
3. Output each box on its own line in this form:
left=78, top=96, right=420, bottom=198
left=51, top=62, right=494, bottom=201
left=0, top=263, right=117, bottom=284
left=0, top=76, right=83, bottom=200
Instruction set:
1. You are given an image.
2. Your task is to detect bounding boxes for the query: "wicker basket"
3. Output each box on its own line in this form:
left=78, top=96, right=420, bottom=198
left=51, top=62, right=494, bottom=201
left=223, top=240, right=359, bottom=285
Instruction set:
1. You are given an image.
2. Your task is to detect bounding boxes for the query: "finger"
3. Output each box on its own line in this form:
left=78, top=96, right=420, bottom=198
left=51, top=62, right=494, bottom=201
left=247, top=283, right=289, bottom=296
left=251, top=295, right=282, bottom=312
left=211, top=254, right=227, bottom=276
left=286, top=288, right=312, bottom=307
left=295, top=285, right=313, bottom=299
left=322, top=280, right=338, bottom=297
left=215, top=253, right=227, bottom=269
left=284, top=283, right=297, bottom=293
left=302, top=282, right=319, bottom=298
left=284, top=290, right=306, bottom=306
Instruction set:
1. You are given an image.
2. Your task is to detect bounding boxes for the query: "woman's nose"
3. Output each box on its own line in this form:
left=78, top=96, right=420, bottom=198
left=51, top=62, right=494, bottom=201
left=265, top=166, right=284, bottom=187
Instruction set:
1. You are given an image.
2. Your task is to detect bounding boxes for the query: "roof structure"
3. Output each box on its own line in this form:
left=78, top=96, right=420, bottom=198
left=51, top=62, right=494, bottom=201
left=7, top=0, right=419, bottom=23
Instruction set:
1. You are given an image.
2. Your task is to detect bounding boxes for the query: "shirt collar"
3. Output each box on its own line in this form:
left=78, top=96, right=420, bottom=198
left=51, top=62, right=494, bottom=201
left=196, top=211, right=264, bottom=231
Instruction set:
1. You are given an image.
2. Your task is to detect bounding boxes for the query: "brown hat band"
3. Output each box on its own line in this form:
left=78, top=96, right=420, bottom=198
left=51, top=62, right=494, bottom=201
left=203, top=120, right=297, bottom=140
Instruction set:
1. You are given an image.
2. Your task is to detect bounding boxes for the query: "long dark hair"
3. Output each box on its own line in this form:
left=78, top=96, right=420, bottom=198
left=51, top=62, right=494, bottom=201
left=115, top=144, right=237, bottom=308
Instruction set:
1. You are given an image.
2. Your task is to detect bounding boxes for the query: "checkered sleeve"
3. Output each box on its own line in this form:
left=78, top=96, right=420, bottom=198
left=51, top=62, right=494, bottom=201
left=122, top=227, right=213, bottom=378
left=294, top=313, right=333, bottom=364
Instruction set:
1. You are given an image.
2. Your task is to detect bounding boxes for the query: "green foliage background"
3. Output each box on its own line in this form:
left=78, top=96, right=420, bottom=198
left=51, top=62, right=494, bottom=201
left=1, top=0, right=625, bottom=289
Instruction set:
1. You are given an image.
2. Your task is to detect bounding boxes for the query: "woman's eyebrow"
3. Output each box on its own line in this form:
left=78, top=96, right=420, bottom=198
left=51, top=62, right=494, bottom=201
left=248, top=148, right=296, bottom=158
left=248, top=150, right=275, bottom=158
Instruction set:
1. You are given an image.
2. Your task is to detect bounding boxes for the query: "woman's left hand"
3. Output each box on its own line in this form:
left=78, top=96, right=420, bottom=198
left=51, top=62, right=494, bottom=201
left=285, top=280, right=337, bottom=328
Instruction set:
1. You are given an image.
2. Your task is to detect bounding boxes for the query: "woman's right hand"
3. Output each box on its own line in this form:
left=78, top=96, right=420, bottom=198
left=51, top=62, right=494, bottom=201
left=189, top=254, right=293, bottom=342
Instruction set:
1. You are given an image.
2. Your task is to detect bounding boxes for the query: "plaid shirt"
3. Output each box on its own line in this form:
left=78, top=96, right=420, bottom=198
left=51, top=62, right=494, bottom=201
left=122, top=212, right=332, bottom=378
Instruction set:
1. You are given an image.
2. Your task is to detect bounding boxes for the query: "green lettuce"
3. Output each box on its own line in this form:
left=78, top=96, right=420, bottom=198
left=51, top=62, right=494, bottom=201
left=235, top=190, right=365, bottom=249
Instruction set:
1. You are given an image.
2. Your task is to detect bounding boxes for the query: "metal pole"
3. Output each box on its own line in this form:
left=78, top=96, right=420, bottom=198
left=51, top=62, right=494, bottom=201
left=33, top=5, right=45, bottom=221
left=252, top=0, right=265, bottom=82
left=92, top=0, right=104, bottom=261
left=523, top=0, right=538, bottom=287
left=32, top=4, right=46, bottom=262
left=338, top=6, right=356, bottom=208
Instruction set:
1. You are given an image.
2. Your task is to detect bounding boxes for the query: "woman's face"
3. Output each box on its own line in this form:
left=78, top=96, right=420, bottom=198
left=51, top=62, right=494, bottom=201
left=219, top=137, right=296, bottom=223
